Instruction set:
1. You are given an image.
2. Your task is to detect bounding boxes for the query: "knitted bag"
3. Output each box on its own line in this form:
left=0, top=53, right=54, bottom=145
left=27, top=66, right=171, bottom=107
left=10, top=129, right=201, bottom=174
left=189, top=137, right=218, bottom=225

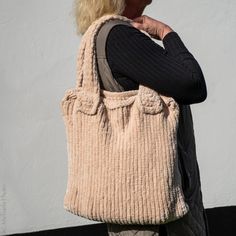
left=60, top=14, right=189, bottom=225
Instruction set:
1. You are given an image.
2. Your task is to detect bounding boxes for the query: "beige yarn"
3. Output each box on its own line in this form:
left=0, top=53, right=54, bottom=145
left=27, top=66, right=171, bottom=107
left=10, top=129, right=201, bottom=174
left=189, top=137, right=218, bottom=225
left=60, top=14, right=189, bottom=225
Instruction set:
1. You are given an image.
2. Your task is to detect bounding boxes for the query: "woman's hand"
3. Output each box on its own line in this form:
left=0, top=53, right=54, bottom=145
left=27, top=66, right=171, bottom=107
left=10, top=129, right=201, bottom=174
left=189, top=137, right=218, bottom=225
left=130, top=15, right=174, bottom=41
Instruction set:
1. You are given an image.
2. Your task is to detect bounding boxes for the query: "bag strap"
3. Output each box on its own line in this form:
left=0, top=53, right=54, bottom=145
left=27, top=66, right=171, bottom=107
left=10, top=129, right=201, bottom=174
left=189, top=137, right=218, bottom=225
left=95, top=19, right=132, bottom=92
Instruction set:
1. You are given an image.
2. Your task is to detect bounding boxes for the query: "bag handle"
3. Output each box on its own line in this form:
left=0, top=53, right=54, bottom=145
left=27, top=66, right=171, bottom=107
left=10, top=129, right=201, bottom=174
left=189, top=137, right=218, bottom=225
left=75, top=14, right=132, bottom=95
left=95, top=19, right=131, bottom=92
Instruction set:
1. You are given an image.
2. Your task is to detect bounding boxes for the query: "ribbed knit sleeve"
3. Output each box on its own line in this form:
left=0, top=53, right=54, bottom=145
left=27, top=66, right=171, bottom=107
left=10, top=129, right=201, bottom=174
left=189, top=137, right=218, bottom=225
left=106, top=25, right=207, bottom=105
left=162, top=31, right=190, bottom=56
left=163, top=31, right=207, bottom=97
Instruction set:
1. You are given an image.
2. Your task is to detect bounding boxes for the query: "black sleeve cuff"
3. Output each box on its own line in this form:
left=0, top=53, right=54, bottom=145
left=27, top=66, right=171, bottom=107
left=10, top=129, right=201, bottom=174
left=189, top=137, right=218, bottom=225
left=162, top=31, right=190, bottom=56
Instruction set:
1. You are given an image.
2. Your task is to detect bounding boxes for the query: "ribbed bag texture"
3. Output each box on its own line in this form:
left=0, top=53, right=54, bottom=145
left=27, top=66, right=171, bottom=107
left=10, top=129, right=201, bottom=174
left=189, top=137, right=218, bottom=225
left=60, top=14, right=189, bottom=225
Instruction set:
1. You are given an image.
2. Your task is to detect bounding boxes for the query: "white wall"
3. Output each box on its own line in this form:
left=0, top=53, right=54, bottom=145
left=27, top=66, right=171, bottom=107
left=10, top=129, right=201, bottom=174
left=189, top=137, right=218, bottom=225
left=0, top=0, right=235, bottom=235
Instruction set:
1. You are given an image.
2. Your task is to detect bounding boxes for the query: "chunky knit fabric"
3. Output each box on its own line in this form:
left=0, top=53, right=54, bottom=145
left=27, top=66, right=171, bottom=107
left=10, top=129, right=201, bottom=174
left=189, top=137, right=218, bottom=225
left=60, top=14, right=189, bottom=225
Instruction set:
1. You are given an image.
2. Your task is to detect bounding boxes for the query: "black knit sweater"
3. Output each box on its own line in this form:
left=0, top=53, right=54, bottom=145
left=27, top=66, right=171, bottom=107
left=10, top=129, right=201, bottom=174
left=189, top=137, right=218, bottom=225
left=105, top=25, right=207, bottom=105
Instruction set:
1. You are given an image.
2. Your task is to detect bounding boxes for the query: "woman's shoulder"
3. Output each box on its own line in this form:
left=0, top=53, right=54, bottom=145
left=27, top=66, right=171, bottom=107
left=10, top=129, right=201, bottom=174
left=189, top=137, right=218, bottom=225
left=106, top=22, right=150, bottom=43
left=105, top=22, right=160, bottom=58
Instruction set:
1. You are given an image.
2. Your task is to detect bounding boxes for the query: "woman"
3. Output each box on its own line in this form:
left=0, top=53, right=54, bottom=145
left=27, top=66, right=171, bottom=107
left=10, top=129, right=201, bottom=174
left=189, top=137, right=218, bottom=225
left=73, top=0, right=210, bottom=235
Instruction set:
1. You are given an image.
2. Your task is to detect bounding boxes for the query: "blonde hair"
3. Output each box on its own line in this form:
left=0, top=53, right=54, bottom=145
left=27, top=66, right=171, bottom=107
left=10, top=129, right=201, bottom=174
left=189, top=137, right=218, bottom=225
left=72, top=0, right=126, bottom=35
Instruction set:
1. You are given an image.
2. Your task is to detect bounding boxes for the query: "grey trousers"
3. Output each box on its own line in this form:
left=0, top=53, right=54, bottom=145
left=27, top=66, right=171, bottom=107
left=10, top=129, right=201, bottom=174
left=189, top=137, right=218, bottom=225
left=107, top=222, right=167, bottom=236
left=106, top=204, right=209, bottom=236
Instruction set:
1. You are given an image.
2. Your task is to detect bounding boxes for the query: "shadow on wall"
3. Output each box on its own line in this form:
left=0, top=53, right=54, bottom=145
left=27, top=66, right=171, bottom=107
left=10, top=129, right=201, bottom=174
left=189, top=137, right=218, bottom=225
left=7, top=206, right=236, bottom=236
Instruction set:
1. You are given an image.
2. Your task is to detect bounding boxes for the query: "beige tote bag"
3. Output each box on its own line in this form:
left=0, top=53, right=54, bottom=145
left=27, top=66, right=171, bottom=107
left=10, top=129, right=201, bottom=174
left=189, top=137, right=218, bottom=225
left=60, top=14, right=189, bottom=225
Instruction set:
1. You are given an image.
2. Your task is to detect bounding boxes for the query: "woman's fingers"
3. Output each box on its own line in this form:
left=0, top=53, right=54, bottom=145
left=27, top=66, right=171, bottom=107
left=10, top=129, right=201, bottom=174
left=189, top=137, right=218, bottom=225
left=130, top=21, right=142, bottom=30
left=132, top=16, right=144, bottom=23
left=130, top=15, right=173, bottom=41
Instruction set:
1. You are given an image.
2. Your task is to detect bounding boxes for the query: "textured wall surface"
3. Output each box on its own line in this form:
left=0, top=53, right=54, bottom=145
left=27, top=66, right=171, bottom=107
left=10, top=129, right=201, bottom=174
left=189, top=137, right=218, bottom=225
left=0, top=0, right=235, bottom=235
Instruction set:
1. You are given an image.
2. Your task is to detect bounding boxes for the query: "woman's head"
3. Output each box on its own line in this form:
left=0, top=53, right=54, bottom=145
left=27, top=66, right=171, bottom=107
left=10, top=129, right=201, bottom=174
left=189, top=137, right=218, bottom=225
left=73, top=0, right=152, bottom=35
left=73, top=0, right=126, bottom=35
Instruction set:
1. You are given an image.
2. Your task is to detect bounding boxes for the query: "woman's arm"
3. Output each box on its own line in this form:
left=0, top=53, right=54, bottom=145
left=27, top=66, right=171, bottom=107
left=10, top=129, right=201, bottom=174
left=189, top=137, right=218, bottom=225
left=106, top=25, right=207, bottom=105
